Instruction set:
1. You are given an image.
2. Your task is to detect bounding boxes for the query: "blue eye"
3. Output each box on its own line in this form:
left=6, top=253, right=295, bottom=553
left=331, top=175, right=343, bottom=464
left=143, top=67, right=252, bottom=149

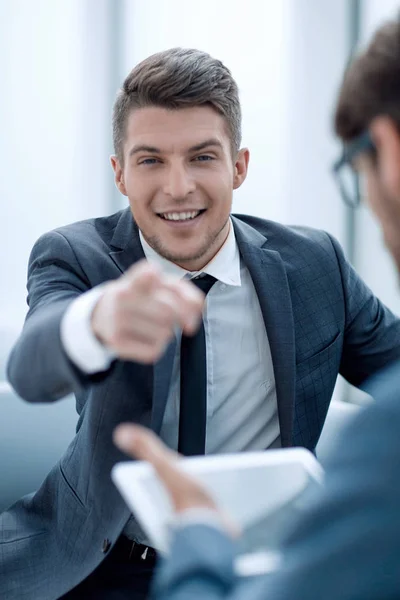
left=140, top=158, right=159, bottom=165
left=195, top=155, right=214, bottom=162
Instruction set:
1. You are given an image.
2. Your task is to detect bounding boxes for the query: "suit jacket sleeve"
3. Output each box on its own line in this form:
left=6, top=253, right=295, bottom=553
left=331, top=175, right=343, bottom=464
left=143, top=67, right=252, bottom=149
left=152, top=524, right=239, bottom=600
left=153, top=363, right=400, bottom=600
left=327, top=232, right=400, bottom=386
left=7, top=230, right=112, bottom=402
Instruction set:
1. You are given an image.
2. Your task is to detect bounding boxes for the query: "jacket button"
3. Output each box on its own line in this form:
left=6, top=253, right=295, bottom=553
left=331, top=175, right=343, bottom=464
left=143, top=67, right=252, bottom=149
left=102, top=538, right=111, bottom=553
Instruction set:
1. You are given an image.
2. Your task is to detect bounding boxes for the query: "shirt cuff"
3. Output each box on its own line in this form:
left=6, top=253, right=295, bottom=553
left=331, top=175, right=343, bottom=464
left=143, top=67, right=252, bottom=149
left=60, top=286, right=116, bottom=374
left=170, top=508, right=226, bottom=533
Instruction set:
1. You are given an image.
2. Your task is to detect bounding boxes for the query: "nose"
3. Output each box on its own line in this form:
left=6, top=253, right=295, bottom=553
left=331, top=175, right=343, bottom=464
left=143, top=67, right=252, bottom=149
left=163, top=163, right=196, bottom=200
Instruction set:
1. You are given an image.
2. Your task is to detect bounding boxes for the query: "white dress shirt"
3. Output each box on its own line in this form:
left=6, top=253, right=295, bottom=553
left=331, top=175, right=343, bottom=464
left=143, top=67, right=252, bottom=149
left=61, top=219, right=280, bottom=542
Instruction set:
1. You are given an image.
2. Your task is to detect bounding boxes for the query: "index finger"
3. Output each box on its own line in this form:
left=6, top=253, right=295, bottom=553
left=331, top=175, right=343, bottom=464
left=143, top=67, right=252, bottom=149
left=114, top=423, right=180, bottom=467
left=113, top=424, right=203, bottom=494
left=123, top=260, right=162, bottom=294
left=113, top=424, right=233, bottom=519
left=160, top=277, right=205, bottom=335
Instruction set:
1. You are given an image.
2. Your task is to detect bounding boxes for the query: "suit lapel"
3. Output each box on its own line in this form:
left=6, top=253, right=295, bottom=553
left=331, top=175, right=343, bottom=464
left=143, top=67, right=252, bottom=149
left=108, top=208, right=176, bottom=433
left=151, top=339, right=177, bottom=433
left=109, top=208, right=145, bottom=273
left=232, top=217, right=296, bottom=447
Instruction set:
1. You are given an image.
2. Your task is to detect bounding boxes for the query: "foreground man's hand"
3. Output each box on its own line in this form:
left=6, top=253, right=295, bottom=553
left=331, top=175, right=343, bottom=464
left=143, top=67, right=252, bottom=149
left=113, top=424, right=240, bottom=537
left=91, top=260, right=204, bottom=363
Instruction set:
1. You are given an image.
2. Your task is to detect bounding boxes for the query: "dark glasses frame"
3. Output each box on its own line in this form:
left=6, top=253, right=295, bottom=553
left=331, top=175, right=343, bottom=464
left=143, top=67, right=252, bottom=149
left=332, top=131, right=376, bottom=208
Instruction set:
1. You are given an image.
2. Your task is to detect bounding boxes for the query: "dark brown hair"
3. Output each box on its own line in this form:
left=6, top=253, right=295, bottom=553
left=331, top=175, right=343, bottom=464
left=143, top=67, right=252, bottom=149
left=112, top=47, right=242, bottom=163
left=335, top=19, right=400, bottom=141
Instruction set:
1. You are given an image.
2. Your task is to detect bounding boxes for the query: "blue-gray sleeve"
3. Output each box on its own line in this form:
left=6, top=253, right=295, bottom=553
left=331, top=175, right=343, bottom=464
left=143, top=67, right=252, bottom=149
left=152, top=524, right=238, bottom=600
left=327, top=232, right=400, bottom=386
left=153, top=363, right=400, bottom=600
left=7, top=230, right=111, bottom=402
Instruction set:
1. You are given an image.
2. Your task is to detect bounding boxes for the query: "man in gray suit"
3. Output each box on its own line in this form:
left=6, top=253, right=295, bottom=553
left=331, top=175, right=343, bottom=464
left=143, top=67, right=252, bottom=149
left=2, top=45, right=400, bottom=600
left=113, top=19, right=400, bottom=600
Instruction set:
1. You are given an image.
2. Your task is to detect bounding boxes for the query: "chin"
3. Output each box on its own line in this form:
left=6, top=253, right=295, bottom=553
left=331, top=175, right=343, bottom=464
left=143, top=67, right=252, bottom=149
left=167, top=249, right=206, bottom=264
left=162, top=244, right=210, bottom=267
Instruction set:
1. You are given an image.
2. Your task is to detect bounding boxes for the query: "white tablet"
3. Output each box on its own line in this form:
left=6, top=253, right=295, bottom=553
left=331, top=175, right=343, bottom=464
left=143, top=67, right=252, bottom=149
left=112, top=447, right=323, bottom=559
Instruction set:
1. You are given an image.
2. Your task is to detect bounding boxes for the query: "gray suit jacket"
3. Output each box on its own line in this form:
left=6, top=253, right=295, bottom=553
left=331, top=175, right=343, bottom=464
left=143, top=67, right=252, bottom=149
left=154, top=361, right=400, bottom=600
left=2, top=209, right=400, bottom=599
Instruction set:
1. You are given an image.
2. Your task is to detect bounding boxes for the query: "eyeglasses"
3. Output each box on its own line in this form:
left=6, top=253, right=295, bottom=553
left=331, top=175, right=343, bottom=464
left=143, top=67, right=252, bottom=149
left=332, top=131, right=376, bottom=208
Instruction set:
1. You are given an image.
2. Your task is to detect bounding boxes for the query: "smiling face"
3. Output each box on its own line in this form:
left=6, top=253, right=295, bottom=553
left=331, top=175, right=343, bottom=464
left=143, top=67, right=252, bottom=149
left=111, top=105, right=249, bottom=271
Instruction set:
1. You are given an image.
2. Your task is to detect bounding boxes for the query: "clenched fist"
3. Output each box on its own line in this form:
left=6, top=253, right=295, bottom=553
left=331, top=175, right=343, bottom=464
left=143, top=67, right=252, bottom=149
left=91, top=260, right=204, bottom=363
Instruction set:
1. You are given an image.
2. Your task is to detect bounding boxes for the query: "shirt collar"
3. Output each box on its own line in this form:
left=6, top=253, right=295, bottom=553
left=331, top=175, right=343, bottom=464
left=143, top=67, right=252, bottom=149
left=139, top=218, right=241, bottom=286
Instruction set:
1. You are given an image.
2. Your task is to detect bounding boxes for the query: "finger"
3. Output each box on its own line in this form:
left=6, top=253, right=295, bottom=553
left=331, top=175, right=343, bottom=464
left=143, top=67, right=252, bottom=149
left=113, top=337, right=169, bottom=363
left=115, top=290, right=196, bottom=341
left=114, top=424, right=179, bottom=465
left=162, top=276, right=205, bottom=308
left=117, top=276, right=203, bottom=333
left=113, top=425, right=201, bottom=491
left=113, top=425, right=219, bottom=512
left=114, top=425, right=207, bottom=491
left=111, top=308, right=174, bottom=344
left=159, top=279, right=205, bottom=334
left=122, top=284, right=203, bottom=334
left=124, top=260, right=162, bottom=294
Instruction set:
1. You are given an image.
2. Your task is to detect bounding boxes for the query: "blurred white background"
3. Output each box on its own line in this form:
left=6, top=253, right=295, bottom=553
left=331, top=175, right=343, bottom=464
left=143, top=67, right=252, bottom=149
left=0, top=1, right=399, bottom=504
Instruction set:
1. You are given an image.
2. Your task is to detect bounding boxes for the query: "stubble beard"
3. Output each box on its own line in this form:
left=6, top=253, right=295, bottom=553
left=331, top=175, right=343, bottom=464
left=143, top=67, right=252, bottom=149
left=143, top=218, right=230, bottom=268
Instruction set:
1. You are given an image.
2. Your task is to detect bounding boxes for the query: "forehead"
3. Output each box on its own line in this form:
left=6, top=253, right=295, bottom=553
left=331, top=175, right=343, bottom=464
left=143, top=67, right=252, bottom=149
left=124, top=105, right=230, bottom=153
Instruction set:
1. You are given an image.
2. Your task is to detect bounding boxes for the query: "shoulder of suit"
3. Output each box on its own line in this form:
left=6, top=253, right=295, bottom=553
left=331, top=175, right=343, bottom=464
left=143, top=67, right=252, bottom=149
left=35, top=209, right=127, bottom=247
left=232, top=213, right=337, bottom=250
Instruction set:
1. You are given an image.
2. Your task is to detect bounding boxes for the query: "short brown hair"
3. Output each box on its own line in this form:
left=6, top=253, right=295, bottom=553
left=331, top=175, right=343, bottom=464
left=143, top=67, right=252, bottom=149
left=335, top=19, right=400, bottom=142
left=112, top=47, right=242, bottom=163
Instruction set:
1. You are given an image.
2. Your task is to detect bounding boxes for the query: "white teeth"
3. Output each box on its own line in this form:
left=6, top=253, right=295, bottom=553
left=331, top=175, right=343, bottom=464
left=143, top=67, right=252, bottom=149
left=161, top=210, right=201, bottom=221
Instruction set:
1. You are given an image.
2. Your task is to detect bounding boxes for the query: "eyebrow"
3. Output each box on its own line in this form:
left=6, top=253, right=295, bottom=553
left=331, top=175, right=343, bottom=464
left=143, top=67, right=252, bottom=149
left=188, top=138, right=223, bottom=152
left=128, top=138, right=223, bottom=158
left=129, top=144, right=160, bottom=157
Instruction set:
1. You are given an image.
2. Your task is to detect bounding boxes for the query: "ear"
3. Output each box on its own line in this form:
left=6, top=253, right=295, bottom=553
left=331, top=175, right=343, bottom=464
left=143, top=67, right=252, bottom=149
left=233, top=148, right=250, bottom=190
left=369, top=116, right=400, bottom=200
left=110, top=155, right=128, bottom=196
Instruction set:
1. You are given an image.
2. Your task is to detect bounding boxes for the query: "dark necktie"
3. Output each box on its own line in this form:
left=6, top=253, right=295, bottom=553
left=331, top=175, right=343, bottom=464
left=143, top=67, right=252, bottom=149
left=178, top=274, right=217, bottom=456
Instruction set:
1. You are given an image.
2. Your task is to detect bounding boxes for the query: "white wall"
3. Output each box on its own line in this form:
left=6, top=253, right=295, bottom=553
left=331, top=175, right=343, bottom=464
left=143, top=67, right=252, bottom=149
left=283, top=0, right=348, bottom=241
left=0, top=0, right=114, bottom=334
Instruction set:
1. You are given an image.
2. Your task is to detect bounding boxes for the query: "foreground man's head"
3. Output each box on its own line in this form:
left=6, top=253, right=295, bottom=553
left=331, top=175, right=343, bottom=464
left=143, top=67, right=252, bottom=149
left=335, top=19, right=400, bottom=272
